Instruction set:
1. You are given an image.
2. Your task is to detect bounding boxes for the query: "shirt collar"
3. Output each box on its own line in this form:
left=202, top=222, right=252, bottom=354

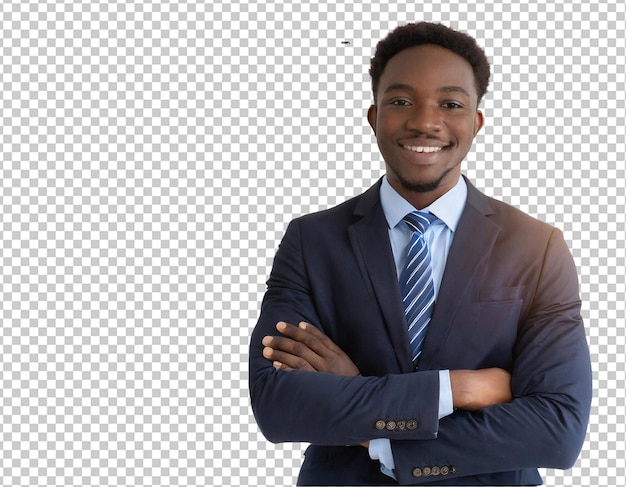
left=380, top=175, right=467, bottom=232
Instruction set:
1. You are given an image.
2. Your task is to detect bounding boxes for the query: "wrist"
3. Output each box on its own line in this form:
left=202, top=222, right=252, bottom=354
left=449, top=369, right=470, bottom=409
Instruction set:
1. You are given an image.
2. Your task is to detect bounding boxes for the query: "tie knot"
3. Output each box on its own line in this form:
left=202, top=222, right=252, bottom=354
left=403, top=211, right=437, bottom=234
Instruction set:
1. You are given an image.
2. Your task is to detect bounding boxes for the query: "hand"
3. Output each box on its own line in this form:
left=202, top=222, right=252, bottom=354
left=262, top=321, right=360, bottom=376
left=449, top=368, right=512, bottom=410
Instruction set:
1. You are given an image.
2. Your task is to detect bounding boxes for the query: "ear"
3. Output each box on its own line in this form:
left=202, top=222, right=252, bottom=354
left=367, top=105, right=377, bottom=134
left=473, top=110, right=484, bottom=136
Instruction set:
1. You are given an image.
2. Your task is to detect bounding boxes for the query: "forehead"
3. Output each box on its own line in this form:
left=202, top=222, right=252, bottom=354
left=378, top=44, right=477, bottom=98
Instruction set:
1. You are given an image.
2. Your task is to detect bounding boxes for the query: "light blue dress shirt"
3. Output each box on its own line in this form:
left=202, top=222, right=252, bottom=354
left=368, top=175, right=468, bottom=479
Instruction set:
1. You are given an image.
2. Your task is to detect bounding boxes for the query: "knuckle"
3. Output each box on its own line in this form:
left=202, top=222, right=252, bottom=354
left=272, top=350, right=285, bottom=362
left=270, top=336, right=284, bottom=348
left=305, top=336, right=321, bottom=348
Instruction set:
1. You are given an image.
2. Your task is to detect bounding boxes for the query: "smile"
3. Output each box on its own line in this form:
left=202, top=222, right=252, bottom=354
left=402, top=145, right=445, bottom=153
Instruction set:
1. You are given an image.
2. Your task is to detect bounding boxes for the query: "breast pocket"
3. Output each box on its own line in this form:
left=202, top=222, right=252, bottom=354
left=478, top=287, right=525, bottom=330
left=465, top=286, right=524, bottom=367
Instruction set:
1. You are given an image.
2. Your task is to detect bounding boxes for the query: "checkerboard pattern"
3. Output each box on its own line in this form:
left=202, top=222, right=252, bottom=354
left=1, top=1, right=624, bottom=486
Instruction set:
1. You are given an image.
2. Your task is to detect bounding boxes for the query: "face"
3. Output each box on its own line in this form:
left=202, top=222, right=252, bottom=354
left=368, top=44, right=484, bottom=208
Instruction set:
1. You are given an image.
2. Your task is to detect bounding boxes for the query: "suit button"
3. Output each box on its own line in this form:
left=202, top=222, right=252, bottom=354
left=375, top=420, right=385, bottom=430
left=441, top=465, right=450, bottom=475
left=431, top=466, right=440, bottom=476
left=386, top=420, right=396, bottom=430
left=397, top=420, right=406, bottom=430
left=423, top=467, right=431, bottom=476
left=407, top=419, right=418, bottom=430
left=412, top=468, right=422, bottom=477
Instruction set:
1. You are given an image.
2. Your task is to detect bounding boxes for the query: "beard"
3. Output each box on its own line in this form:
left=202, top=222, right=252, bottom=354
left=389, top=163, right=457, bottom=193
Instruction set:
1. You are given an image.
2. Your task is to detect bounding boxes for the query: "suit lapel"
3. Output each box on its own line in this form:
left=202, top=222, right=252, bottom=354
left=346, top=177, right=501, bottom=373
left=418, top=179, right=501, bottom=370
left=348, top=180, right=415, bottom=373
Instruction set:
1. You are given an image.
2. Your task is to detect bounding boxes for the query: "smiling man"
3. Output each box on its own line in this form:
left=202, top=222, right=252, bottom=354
left=249, top=22, right=591, bottom=486
left=369, top=44, right=484, bottom=207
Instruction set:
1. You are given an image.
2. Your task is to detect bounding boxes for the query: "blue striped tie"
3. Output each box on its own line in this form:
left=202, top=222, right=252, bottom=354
left=400, top=211, right=438, bottom=368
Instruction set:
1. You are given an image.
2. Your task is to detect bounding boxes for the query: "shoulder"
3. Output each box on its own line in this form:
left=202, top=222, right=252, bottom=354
left=488, top=195, right=552, bottom=230
left=466, top=178, right=556, bottom=235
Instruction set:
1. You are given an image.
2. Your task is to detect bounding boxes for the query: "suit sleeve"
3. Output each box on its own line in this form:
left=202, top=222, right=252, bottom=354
left=390, top=228, right=593, bottom=484
left=249, top=218, right=441, bottom=446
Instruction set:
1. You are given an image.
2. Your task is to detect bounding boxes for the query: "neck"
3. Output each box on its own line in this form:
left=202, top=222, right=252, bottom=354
left=387, top=174, right=460, bottom=209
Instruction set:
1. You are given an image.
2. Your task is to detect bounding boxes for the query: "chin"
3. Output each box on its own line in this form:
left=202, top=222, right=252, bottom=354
left=396, top=166, right=454, bottom=192
left=399, top=178, right=443, bottom=193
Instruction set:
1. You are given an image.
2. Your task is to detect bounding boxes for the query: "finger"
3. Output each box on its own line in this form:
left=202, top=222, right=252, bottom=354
left=276, top=321, right=337, bottom=357
left=263, top=334, right=322, bottom=366
left=262, top=346, right=315, bottom=371
left=271, top=328, right=337, bottom=372
left=273, top=361, right=294, bottom=371
left=297, top=322, right=344, bottom=354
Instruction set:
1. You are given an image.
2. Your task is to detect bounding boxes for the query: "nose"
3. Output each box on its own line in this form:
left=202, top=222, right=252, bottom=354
left=405, top=104, right=443, bottom=133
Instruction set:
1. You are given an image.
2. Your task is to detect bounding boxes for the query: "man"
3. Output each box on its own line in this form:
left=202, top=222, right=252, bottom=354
left=249, top=22, right=592, bottom=486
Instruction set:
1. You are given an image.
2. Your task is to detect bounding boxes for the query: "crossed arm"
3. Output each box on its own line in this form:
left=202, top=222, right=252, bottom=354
left=262, top=321, right=513, bottom=414
left=250, top=219, right=592, bottom=483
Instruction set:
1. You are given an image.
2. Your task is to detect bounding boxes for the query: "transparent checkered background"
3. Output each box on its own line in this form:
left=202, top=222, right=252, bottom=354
left=1, top=1, right=624, bottom=486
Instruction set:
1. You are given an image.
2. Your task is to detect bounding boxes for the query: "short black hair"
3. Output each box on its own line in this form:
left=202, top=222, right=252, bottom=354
left=369, top=22, right=491, bottom=105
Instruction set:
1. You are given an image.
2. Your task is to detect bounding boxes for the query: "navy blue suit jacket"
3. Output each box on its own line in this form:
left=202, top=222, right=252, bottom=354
left=249, top=177, right=592, bottom=485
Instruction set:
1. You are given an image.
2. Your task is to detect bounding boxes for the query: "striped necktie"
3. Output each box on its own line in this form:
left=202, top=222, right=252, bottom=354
left=400, top=211, right=438, bottom=368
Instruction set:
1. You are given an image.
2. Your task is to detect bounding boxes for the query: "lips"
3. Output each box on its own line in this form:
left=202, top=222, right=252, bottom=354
left=399, top=137, right=450, bottom=153
left=402, top=145, right=444, bottom=153
left=400, top=141, right=451, bottom=154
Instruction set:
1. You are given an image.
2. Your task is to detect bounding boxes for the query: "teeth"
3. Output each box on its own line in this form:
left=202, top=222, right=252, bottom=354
left=404, top=145, right=443, bottom=153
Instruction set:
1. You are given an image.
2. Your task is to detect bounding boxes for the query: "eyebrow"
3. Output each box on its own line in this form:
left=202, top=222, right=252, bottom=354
left=383, top=83, right=471, bottom=98
left=438, top=85, right=471, bottom=97
left=383, top=83, right=415, bottom=94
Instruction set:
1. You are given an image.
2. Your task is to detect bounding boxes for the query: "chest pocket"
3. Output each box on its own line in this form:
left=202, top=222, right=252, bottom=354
left=434, top=286, right=525, bottom=369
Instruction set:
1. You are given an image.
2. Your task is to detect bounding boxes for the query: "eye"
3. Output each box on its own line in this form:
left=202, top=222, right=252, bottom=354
left=441, top=101, right=464, bottom=109
left=390, top=99, right=411, bottom=106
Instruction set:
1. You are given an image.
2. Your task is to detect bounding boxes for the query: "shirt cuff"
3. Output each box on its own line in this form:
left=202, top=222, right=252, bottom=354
left=369, top=370, right=452, bottom=480
left=439, top=369, right=454, bottom=419
left=368, top=438, right=397, bottom=480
